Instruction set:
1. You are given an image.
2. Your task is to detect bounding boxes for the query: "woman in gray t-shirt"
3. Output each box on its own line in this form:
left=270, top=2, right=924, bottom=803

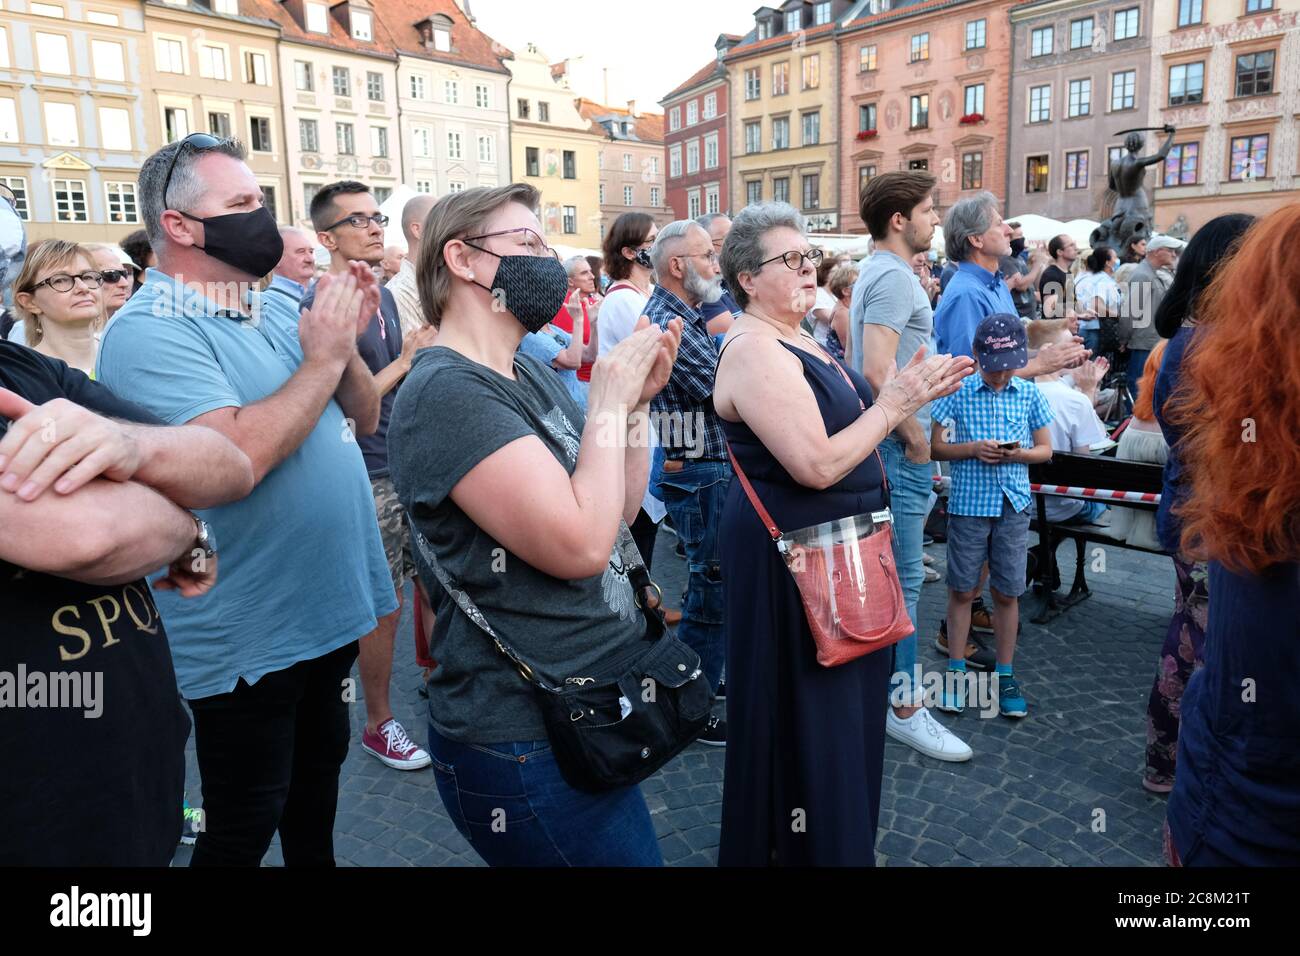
left=388, top=183, right=683, bottom=866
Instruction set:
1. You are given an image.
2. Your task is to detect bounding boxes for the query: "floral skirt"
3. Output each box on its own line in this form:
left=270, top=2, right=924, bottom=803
left=1144, top=555, right=1209, bottom=788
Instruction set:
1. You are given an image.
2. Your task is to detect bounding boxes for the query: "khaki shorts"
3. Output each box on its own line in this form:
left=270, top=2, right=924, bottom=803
left=372, top=475, right=415, bottom=589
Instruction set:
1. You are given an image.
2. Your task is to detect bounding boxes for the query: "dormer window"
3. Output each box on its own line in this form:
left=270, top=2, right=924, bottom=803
left=418, top=15, right=453, bottom=53
left=213, top=0, right=238, bottom=14
left=305, top=2, right=328, bottom=33
left=784, top=9, right=801, bottom=33
left=758, top=20, right=771, bottom=39
left=351, top=11, right=372, bottom=41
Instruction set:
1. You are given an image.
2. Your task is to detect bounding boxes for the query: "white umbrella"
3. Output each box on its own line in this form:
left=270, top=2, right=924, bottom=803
left=1061, top=218, right=1100, bottom=248
left=379, top=185, right=420, bottom=251
left=1004, top=213, right=1068, bottom=244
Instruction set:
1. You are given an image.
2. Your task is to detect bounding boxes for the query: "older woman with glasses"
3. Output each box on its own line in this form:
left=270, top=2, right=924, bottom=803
left=12, top=240, right=105, bottom=376
left=85, top=244, right=134, bottom=325
left=712, top=202, right=972, bottom=866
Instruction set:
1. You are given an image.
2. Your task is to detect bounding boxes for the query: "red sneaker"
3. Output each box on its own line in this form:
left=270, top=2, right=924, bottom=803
left=362, top=718, right=432, bottom=771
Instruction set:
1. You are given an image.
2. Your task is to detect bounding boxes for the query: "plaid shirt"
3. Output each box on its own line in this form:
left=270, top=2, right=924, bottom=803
left=932, top=374, right=1054, bottom=517
left=645, top=285, right=727, bottom=461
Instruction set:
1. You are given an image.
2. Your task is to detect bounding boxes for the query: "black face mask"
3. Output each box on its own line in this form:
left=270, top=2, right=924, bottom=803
left=634, top=248, right=653, bottom=269
left=180, top=206, right=284, bottom=279
left=1010, top=237, right=1026, bottom=257
left=468, top=249, right=570, bottom=333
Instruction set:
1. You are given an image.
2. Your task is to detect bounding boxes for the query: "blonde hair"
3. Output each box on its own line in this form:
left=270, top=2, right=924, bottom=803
left=1026, top=318, right=1070, bottom=351
left=828, top=264, right=859, bottom=299
left=13, top=239, right=96, bottom=345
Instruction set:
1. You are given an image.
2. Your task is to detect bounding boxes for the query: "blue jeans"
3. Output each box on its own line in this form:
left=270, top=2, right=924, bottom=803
left=1082, top=328, right=1101, bottom=356
left=878, top=438, right=932, bottom=707
left=1127, top=348, right=1150, bottom=410
left=658, top=459, right=731, bottom=692
left=426, top=728, right=662, bottom=866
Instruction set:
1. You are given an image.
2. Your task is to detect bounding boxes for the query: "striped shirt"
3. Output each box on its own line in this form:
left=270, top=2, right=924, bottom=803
left=932, top=373, right=1054, bottom=517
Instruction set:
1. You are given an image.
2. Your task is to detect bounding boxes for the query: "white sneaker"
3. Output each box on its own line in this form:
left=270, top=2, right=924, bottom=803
left=886, top=707, right=973, bottom=762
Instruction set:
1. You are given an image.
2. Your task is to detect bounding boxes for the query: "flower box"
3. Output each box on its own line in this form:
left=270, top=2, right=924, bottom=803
left=855, top=129, right=879, bottom=140
left=958, top=112, right=985, bottom=125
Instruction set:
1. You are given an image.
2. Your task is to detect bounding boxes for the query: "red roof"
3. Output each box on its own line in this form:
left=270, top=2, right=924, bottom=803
left=576, top=99, right=665, bottom=145
left=725, top=20, right=837, bottom=60
left=663, top=56, right=725, bottom=102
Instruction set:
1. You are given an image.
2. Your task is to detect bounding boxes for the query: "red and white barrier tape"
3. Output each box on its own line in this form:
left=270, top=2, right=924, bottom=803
left=1029, top=484, right=1160, bottom=504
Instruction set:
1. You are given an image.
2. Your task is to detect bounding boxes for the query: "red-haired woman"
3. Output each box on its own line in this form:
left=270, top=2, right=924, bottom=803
left=1111, top=342, right=1168, bottom=550
left=1163, top=204, right=1300, bottom=866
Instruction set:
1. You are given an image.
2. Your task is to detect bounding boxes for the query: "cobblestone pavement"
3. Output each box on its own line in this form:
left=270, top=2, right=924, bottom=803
left=174, top=526, right=1174, bottom=867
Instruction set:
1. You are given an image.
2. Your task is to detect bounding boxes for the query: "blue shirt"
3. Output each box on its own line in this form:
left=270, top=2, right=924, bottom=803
left=518, top=325, right=588, bottom=409
left=932, top=374, right=1053, bottom=517
left=266, top=273, right=306, bottom=304
left=96, top=268, right=397, bottom=698
left=933, top=261, right=1018, bottom=359
left=646, top=285, right=727, bottom=461
left=701, top=280, right=742, bottom=323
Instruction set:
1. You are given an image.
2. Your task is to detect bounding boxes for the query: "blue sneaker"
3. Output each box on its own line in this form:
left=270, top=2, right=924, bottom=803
left=937, top=670, right=966, bottom=714
left=999, top=675, right=1028, bottom=718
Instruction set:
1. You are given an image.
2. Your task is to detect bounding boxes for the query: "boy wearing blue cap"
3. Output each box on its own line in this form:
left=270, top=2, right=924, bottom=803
left=930, top=314, right=1054, bottom=719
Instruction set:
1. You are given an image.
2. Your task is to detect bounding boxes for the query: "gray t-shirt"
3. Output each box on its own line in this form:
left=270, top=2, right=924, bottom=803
left=852, top=250, right=935, bottom=435
left=999, top=254, right=1036, bottom=319
left=387, top=346, right=646, bottom=744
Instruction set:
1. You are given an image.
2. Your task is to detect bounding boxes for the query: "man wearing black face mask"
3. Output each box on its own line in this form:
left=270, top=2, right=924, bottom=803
left=999, top=222, right=1047, bottom=321
left=97, top=135, right=398, bottom=866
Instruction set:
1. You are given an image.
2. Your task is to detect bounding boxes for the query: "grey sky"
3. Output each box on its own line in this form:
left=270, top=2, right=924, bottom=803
left=469, top=0, right=763, bottom=111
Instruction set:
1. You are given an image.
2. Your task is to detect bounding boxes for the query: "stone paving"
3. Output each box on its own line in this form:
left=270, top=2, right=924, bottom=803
left=174, top=526, right=1175, bottom=867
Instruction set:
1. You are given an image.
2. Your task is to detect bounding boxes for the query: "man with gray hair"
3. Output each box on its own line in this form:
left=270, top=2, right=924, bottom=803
left=267, top=226, right=317, bottom=304
left=551, top=254, right=600, bottom=383
left=97, top=133, right=396, bottom=865
left=697, top=213, right=742, bottom=332
left=387, top=193, right=437, bottom=335
left=644, top=219, right=728, bottom=745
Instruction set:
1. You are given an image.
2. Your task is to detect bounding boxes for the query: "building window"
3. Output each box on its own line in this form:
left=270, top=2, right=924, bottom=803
left=784, top=9, right=801, bottom=32
left=477, top=134, right=494, bottom=163
left=1230, top=134, right=1268, bottom=181
left=1, top=177, right=28, bottom=220
left=1026, top=155, right=1049, bottom=192
left=1111, top=70, right=1136, bottom=111
left=624, top=185, right=634, bottom=206
left=650, top=156, right=659, bottom=175
left=31, top=2, right=66, bottom=16
left=198, top=45, right=228, bottom=81
left=964, top=84, right=985, bottom=117
left=813, top=1, right=832, bottom=26
left=155, top=37, right=184, bottom=75
left=772, top=176, right=789, bottom=204
left=686, top=139, right=700, bottom=172
left=669, top=107, right=680, bottom=131
left=35, top=33, right=70, bottom=74
left=758, top=19, right=771, bottom=41
left=801, top=174, right=820, bottom=210
left=859, top=102, right=877, bottom=132
left=703, top=93, right=717, bottom=118
left=208, top=111, right=232, bottom=139
left=91, top=40, right=125, bottom=81
left=965, top=19, right=986, bottom=50
left=249, top=116, right=272, bottom=152
left=105, top=181, right=138, bottom=223
left=475, top=83, right=491, bottom=109
left=53, top=178, right=88, bottom=222
left=1031, top=26, right=1053, bottom=57
left=305, top=1, right=328, bottom=33
left=686, top=100, right=699, bottom=124
left=860, top=44, right=877, bottom=72
left=670, top=144, right=682, bottom=177
left=1169, top=62, right=1204, bottom=105
left=1070, top=17, right=1093, bottom=49
left=704, top=133, right=718, bottom=169
left=1029, top=85, right=1051, bottom=123
left=746, top=180, right=762, bottom=206
left=447, top=131, right=463, bottom=160
left=163, top=106, right=189, bottom=143
left=99, top=107, right=131, bottom=151
left=1163, top=142, right=1199, bottom=186
left=525, top=146, right=539, bottom=176
left=1065, top=150, right=1089, bottom=189
left=516, top=98, right=530, bottom=120
left=303, top=183, right=321, bottom=215
left=336, top=122, right=354, bottom=155
left=245, top=51, right=270, bottom=86
left=772, top=117, right=789, bottom=150
left=351, top=11, right=372, bottom=41
left=1235, top=51, right=1274, bottom=97
left=370, top=187, right=389, bottom=207
left=1246, top=0, right=1274, bottom=10
left=410, top=75, right=426, bottom=99
left=802, top=55, right=820, bottom=90
left=910, top=33, right=929, bottom=62
left=1109, top=145, right=1126, bottom=169
left=369, top=126, right=388, bottom=158
left=0, top=98, right=16, bottom=143
left=961, top=152, right=983, bottom=190
left=445, top=80, right=460, bottom=105
left=1114, top=8, right=1139, bottom=41
left=1177, top=0, right=1202, bottom=27
left=910, top=94, right=929, bottom=130
left=745, top=68, right=761, bottom=100
left=433, top=28, right=451, bottom=53
left=414, top=180, right=432, bottom=194
left=802, top=110, right=820, bottom=145
left=538, top=102, right=550, bottom=122
left=299, top=118, right=319, bottom=152
left=562, top=150, right=576, bottom=179
left=687, top=190, right=701, bottom=219
left=1068, top=78, right=1091, bottom=117
left=744, top=120, right=761, bottom=155
left=706, top=185, right=720, bottom=214
left=773, top=62, right=789, bottom=96
left=212, top=0, right=238, bottom=13
left=367, top=72, right=384, bottom=101
left=413, top=126, right=431, bottom=158
left=295, top=61, right=314, bottom=91
left=856, top=166, right=874, bottom=197
left=563, top=206, right=577, bottom=234
left=598, top=183, right=605, bottom=205
left=87, top=10, right=118, bottom=26
left=333, top=66, right=350, bottom=97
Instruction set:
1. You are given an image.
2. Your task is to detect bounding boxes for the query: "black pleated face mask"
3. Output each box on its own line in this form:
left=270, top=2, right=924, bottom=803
left=467, top=248, right=570, bottom=333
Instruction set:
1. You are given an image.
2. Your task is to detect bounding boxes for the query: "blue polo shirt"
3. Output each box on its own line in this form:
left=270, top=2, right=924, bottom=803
left=933, top=261, right=1019, bottom=359
left=96, top=268, right=397, bottom=699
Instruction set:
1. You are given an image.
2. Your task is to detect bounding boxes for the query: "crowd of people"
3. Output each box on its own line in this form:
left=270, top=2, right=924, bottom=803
left=0, top=135, right=1296, bottom=868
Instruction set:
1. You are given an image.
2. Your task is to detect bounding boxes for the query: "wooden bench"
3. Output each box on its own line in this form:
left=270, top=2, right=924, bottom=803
left=1026, top=452, right=1165, bottom=624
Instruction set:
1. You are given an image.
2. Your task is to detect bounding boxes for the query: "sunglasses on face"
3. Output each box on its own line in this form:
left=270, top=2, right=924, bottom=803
left=33, top=271, right=104, bottom=293
left=100, top=269, right=131, bottom=284
left=760, top=248, right=823, bottom=271
left=322, top=213, right=390, bottom=231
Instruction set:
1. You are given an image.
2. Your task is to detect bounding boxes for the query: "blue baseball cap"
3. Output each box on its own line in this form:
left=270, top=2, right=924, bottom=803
left=973, top=313, right=1028, bottom=371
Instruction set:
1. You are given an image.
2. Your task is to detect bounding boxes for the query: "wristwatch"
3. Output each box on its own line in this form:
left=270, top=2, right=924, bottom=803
left=192, top=515, right=218, bottom=561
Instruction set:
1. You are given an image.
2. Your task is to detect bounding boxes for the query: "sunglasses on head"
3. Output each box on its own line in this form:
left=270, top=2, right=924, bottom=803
left=161, top=132, right=224, bottom=209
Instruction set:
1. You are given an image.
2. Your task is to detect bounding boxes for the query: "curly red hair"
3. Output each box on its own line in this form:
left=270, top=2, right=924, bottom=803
left=1170, top=204, right=1300, bottom=572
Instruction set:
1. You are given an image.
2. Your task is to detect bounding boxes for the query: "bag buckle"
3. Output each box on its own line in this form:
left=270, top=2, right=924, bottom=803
left=633, top=581, right=663, bottom=611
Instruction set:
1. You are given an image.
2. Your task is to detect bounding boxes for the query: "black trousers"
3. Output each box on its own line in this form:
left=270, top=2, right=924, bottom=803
left=630, top=507, right=660, bottom=575
left=188, top=641, right=359, bottom=867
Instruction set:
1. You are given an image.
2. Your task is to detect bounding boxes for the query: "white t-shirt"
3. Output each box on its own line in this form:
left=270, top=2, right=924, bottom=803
left=597, top=284, right=650, bottom=357
left=1036, top=379, right=1108, bottom=522
left=811, top=286, right=837, bottom=343
left=1073, top=271, right=1121, bottom=330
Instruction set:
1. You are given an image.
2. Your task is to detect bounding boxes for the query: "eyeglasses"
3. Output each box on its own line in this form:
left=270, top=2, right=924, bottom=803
left=463, top=228, right=559, bottom=261
left=161, top=132, right=223, bottom=210
left=99, top=269, right=131, bottom=284
left=759, top=248, right=824, bottom=271
left=322, top=213, right=390, bottom=231
left=674, top=250, right=719, bottom=265
left=32, top=271, right=104, bottom=293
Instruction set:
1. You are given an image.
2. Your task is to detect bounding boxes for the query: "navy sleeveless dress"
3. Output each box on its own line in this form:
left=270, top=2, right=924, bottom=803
left=717, top=340, right=893, bottom=866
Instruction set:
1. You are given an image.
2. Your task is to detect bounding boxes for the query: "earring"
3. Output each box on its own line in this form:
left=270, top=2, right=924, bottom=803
left=467, top=272, right=474, bottom=279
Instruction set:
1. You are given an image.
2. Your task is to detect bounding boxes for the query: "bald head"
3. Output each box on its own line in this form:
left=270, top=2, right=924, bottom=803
left=402, top=194, right=438, bottom=250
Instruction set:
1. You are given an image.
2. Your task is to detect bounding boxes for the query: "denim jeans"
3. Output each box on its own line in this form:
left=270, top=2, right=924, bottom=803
left=878, top=438, right=932, bottom=707
left=1082, top=328, right=1101, bottom=357
left=1127, top=348, right=1151, bottom=410
left=658, top=459, right=731, bottom=692
left=426, top=728, right=662, bottom=866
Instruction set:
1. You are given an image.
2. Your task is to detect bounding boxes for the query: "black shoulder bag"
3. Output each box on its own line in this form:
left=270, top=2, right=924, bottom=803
left=411, top=523, right=712, bottom=793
